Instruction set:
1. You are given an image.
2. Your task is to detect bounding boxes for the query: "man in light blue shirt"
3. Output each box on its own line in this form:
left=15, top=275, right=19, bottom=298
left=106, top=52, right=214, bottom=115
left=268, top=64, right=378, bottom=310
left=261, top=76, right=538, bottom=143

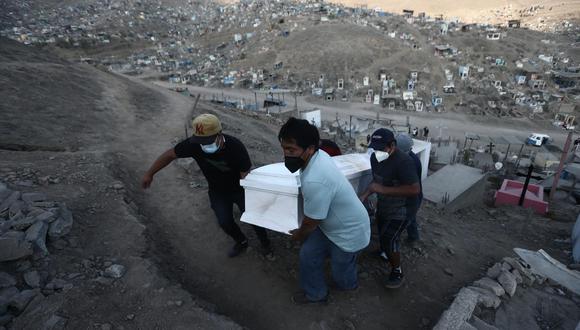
left=278, top=117, right=371, bottom=304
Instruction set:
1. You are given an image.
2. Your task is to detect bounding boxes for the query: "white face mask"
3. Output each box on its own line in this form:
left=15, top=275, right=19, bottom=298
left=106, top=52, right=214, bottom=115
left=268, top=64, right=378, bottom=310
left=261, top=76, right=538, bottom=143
left=201, top=142, right=219, bottom=154
left=374, top=151, right=389, bottom=162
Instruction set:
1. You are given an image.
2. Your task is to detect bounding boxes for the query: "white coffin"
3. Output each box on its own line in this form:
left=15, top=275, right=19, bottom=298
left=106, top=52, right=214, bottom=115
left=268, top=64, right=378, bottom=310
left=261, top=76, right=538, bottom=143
left=240, top=163, right=303, bottom=234
left=240, top=153, right=371, bottom=234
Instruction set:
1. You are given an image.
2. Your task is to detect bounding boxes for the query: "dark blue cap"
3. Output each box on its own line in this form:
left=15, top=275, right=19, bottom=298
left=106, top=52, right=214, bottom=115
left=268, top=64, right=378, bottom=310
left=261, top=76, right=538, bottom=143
left=368, top=128, right=395, bottom=150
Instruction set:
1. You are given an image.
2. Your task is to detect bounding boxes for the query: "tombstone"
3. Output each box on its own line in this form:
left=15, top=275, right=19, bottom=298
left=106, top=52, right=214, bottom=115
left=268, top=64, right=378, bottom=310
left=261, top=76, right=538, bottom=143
left=363, top=76, right=369, bottom=86
left=337, top=79, right=344, bottom=90
left=373, top=95, right=380, bottom=105
left=415, top=100, right=424, bottom=112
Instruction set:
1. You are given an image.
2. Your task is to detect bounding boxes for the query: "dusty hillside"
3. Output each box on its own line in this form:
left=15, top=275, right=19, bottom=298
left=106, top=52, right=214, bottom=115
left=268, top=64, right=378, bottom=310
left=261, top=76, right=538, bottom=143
left=0, top=37, right=240, bottom=329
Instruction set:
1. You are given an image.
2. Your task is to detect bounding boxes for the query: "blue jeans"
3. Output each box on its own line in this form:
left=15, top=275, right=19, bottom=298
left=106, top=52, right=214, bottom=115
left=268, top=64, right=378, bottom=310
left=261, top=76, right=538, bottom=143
left=299, top=228, right=359, bottom=301
left=406, top=198, right=422, bottom=240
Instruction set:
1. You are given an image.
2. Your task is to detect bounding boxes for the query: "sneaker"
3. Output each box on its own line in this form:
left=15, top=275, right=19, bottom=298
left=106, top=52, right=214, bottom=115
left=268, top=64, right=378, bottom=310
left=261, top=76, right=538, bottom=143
left=291, top=292, right=328, bottom=305
left=385, top=270, right=404, bottom=289
left=228, top=240, right=248, bottom=258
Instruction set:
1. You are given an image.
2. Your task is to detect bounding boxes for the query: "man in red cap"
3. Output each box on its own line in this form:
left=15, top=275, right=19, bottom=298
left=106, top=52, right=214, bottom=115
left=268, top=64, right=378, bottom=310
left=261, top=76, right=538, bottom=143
left=142, top=113, right=272, bottom=258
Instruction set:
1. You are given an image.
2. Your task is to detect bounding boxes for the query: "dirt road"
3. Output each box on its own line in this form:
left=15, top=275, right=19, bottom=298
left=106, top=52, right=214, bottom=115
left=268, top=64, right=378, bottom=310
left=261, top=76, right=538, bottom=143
left=152, top=82, right=572, bottom=148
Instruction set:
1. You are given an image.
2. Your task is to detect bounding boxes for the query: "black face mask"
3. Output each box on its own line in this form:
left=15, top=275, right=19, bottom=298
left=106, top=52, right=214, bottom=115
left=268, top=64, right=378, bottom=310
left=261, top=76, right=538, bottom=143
left=284, top=156, right=304, bottom=173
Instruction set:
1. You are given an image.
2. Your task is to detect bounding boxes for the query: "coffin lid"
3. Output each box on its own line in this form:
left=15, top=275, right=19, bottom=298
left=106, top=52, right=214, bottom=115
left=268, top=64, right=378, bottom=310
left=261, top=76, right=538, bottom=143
left=240, top=162, right=300, bottom=195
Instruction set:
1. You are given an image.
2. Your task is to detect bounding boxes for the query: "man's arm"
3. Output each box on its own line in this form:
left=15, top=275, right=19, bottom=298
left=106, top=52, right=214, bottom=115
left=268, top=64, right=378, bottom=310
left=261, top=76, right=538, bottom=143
left=141, top=148, right=178, bottom=189
left=289, top=217, right=320, bottom=241
left=360, top=182, right=420, bottom=201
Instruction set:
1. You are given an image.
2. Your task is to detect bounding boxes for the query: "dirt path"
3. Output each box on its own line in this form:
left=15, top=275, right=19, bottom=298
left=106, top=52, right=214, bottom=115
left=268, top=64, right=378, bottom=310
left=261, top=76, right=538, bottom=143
left=103, top=76, right=576, bottom=329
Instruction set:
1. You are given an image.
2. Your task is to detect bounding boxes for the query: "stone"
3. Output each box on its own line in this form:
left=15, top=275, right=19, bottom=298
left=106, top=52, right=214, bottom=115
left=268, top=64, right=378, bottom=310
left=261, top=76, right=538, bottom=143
left=433, top=287, right=479, bottom=330
left=469, top=316, right=498, bottom=330
left=0, top=273, right=16, bottom=289
left=473, top=277, right=505, bottom=296
left=460, top=322, right=477, bottom=330
left=92, top=277, right=113, bottom=286
left=24, top=271, right=41, bottom=288
left=466, top=286, right=501, bottom=309
left=48, top=206, right=73, bottom=239
left=43, top=314, right=67, bottom=329
left=0, top=231, right=33, bottom=262
left=35, top=211, right=56, bottom=224
left=502, top=257, right=532, bottom=277
left=8, top=201, right=25, bottom=218
left=486, top=263, right=502, bottom=279
left=511, top=269, right=522, bottom=284
left=25, top=221, right=49, bottom=254
left=0, top=315, right=13, bottom=326
left=444, top=268, right=454, bottom=276
left=49, top=279, right=68, bottom=290
left=100, top=323, right=113, bottom=330
left=9, top=289, right=38, bottom=312
left=126, top=314, right=135, bottom=320
left=500, top=262, right=512, bottom=272
left=104, top=264, right=126, bottom=279
left=0, top=287, right=19, bottom=301
left=21, top=193, right=46, bottom=203
left=0, top=297, right=7, bottom=315
left=497, top=271, right=517, bottom=297
left=0, top=191, right=20, bottom=213
left=11, top=215, right=40, bottom=231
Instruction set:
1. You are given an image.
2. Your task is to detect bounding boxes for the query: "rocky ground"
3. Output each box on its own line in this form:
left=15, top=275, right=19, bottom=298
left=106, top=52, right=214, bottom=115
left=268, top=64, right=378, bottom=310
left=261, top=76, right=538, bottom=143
left=1, top=37, right=579, bottom=329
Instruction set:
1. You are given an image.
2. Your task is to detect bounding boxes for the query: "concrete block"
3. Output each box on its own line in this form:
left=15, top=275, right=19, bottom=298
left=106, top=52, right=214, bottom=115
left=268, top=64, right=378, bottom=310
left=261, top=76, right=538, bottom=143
left=0, top=231, right=33, bottom=262
left=498, top=271, right=517, bottom=297
left=434, top=287, right=479, bottom=330
left=25, top=221, right=49, bottom=254
left=473, top=277, right=505, bottom=296
left=466, top=286, right=501, bottom=309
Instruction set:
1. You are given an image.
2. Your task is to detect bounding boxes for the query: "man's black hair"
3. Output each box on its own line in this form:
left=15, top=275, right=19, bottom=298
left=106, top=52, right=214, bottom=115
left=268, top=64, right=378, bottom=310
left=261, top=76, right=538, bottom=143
left=278, top=117, right=320, bottom=151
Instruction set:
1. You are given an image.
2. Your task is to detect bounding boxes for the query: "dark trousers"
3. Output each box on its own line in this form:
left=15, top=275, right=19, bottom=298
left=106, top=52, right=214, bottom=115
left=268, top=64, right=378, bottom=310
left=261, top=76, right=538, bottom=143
left=208, top=189, right=269, bottom=245
left=406, top=198, right=422, bottom=240
left=376, top=206, right=408, bottom=254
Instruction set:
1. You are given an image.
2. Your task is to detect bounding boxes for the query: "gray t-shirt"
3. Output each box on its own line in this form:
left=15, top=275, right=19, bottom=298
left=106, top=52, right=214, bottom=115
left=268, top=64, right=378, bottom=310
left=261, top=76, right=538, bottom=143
left=301, top=151, right=371, bottom=252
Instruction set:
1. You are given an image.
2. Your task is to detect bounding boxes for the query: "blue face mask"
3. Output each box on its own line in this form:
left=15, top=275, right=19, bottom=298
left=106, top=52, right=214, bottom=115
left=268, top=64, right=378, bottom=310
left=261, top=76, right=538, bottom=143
left=201, top=140, right=220, bottom=154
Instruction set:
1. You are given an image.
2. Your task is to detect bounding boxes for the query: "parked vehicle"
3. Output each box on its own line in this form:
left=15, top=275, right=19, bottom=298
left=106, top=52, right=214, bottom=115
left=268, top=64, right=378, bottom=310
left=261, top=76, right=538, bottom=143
left=526, top=133, right=551, bottom=146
